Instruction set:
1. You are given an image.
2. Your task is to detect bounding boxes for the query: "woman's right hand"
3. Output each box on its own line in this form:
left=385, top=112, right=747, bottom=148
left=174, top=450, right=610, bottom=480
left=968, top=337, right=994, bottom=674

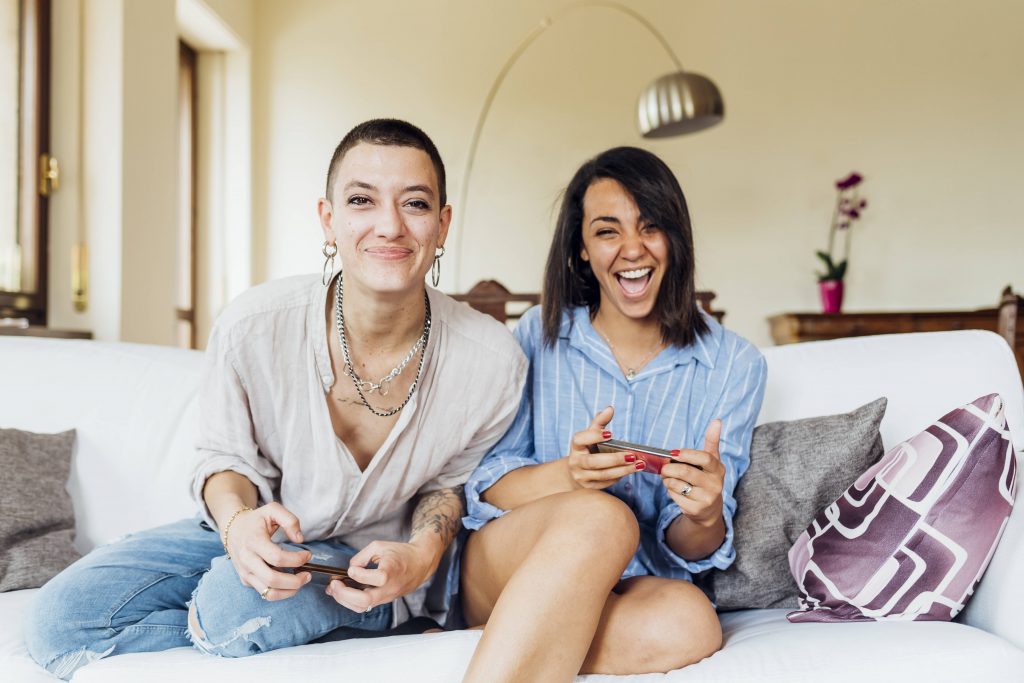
left=565, top=406, right=645, bottom=490
left=223, top=502, right=313, bottom=601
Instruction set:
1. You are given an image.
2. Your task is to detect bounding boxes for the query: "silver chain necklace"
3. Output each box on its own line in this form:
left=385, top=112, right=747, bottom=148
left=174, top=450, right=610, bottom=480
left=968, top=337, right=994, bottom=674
left=334, top=275, right=431, bottom=417
left=593, top=320, right=663, bottom=381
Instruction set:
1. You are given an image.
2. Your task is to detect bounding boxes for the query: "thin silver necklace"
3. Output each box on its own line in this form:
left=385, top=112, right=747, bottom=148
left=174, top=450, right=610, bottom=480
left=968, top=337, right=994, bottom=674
left=593, top=319, right=663, bottom=381
left=335, top=275, right=430, bottom=417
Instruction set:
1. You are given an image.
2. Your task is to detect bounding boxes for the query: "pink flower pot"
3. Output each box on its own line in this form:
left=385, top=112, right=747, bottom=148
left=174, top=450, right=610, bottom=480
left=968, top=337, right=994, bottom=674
left=819, top=279, right=844, bottom=313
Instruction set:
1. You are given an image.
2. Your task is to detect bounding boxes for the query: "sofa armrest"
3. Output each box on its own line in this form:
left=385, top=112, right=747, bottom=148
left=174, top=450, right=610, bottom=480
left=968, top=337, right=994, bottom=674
left=960, top=451, right=1024, bottom=649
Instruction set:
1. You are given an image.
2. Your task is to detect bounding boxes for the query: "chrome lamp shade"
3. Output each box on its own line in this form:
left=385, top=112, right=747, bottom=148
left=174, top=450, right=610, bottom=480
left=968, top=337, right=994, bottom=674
left=637, top=71, right=724, bottom=138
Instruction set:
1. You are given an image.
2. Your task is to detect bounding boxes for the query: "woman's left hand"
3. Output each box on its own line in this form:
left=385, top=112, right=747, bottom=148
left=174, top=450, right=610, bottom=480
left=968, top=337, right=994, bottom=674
left=325, top=540, right=435, bottom=614
left=660, top=419, right=725, bottom=526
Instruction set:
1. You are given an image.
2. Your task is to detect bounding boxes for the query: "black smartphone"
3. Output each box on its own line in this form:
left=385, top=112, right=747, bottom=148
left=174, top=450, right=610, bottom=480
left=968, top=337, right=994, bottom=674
left=284, top=562, right=371, bottom=590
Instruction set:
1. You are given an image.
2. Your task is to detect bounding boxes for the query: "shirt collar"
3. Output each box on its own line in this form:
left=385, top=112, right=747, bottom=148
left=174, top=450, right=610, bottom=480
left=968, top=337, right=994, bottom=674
left=310, top=275, right=334, bottom=391
left=562, top=306, right=718, bottom=380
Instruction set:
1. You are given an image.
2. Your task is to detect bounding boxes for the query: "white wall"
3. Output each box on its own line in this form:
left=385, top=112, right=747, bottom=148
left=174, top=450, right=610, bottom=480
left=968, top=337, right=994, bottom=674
left=48, top=0, right=253, bottom=345
left=48, top=0, right=177, bottom=343
left=181, top=0, right=254, bottom=347
left=252, top=0, right=1024, bottom=347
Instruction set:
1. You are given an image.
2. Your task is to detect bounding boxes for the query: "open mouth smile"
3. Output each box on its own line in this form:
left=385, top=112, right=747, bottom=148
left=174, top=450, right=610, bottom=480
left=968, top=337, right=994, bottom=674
left=614, top=266, right=653, bottom=298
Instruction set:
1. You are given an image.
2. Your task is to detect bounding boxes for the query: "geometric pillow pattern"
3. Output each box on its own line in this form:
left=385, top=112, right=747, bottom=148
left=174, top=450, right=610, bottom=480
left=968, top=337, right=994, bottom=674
left=787, top=393, right=1017, bottom=622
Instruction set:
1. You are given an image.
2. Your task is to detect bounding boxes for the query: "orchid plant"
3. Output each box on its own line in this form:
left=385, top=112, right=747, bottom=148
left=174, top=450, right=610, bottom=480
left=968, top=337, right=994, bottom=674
left=816, top=172, right=868, bottom=282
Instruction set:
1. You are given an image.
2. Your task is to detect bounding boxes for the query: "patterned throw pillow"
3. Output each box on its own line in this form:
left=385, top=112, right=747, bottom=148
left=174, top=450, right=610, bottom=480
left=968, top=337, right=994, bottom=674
left=788, top=393, right=1017, bottom=623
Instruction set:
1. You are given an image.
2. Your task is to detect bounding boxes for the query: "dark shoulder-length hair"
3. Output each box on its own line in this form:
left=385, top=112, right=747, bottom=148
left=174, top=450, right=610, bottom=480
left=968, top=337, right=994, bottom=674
left=541, top=146, right=709, bottom=348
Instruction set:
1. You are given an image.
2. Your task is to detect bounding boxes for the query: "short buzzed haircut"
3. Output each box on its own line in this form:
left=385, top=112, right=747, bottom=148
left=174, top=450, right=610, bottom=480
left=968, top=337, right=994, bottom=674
left=325, top=118, right=447, bottom=207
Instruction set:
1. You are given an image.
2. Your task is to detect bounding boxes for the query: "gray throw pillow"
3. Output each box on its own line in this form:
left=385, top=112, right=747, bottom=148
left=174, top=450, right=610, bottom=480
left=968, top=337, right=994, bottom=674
left=701, top=397, right=887, bottom=611
left=0, top=428, right=82, bottom=591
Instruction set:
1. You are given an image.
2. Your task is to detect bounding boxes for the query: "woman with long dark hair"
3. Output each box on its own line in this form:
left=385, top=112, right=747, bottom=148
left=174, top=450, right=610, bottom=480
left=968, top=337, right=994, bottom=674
left=459, top=147, right=767, bottom=681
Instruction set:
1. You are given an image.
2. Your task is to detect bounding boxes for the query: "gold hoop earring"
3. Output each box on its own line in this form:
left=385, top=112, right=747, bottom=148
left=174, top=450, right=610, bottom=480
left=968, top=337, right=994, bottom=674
left=431, top=246, right=446, bottom=288
left=322, top=241, right=338, bottom=287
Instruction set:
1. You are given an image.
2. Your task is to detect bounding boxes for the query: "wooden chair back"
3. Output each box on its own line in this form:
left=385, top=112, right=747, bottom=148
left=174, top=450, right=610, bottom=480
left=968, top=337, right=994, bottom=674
left=451, top=280, right=540, bottom=324
left=999, top=285, right=1024, bottom=377
left=453, top=280, right=725, bottom=325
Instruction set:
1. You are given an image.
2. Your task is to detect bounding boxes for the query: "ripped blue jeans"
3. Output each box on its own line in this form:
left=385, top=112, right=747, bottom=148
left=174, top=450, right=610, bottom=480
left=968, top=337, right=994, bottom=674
left=22, top=518, right=391, bottom=680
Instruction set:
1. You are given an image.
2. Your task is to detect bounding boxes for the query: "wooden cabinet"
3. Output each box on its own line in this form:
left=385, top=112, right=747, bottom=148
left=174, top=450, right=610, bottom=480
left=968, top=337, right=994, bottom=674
left=768, top=287, right=1024, bottom=382
left=768, top=309, right=1001, bottom=344
left=0, top=324, right=92, bottom=339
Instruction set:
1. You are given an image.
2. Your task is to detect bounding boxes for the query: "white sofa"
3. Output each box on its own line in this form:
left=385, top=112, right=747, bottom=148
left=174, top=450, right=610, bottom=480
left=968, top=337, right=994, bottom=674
left=2, top=330, right=1023, bottom=682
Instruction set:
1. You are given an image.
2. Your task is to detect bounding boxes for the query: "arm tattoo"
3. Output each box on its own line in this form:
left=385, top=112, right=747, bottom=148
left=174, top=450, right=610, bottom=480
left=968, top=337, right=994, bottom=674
left=410, top=485, right=464, bottom=550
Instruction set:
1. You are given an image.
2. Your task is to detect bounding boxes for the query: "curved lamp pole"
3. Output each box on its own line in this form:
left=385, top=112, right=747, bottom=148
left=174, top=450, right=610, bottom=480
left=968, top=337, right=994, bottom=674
left=451, top=0, right=724, bottom=291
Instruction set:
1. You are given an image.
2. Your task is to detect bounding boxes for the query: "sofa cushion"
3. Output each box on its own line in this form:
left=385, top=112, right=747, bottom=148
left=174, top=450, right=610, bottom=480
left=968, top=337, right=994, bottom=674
left=788, top=393, right=1017, bottom=622
left=705, top=398, right=886, bottom=610
left=0, top=428, right=82, bottom=592
left=54, top=608, right=1024, bottom=682
left=0, top=338, right=204, bottom=553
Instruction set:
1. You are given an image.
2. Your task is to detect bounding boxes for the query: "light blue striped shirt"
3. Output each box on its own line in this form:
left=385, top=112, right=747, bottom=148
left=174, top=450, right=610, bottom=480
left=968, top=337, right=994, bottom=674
left=464, top=305, right=767, bottom=581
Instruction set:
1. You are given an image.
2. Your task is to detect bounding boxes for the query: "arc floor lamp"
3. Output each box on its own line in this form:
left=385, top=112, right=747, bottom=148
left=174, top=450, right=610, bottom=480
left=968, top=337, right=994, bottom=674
left=452, top=0, right=724, bottom=291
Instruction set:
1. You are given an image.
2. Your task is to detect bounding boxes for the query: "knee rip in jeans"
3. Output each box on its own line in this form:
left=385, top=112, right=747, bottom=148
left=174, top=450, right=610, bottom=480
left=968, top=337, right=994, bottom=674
left=45, top=645, right=116, bottom=680
left=186, top=599, right=271, bottom=658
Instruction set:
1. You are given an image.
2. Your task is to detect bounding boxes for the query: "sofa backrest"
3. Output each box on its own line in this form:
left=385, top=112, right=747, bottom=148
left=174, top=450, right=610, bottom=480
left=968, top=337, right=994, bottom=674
left=758, top=329, right=1023, bottom=448
left=0, top=337, right=203, bottom=552
left=760, top=329, right=1023, bottom=648
left=2, top=330, right=1022, bottom=645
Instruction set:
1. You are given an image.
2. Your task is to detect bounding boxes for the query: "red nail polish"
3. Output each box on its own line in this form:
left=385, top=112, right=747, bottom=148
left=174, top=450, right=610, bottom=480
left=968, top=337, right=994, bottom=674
left=635, top=461, right=646, bottom=470
left=624, top=453, right=636, bottom=463
left=670, top=449, right=681, bottom=457
left=602, top=431, right=612, bottom=439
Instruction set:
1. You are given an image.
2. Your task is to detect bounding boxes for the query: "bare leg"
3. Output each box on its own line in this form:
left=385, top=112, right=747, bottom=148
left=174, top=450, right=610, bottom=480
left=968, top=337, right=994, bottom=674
left=581, top=575, right=722, bottom=674
left=461, top=489, right=640, bottom=683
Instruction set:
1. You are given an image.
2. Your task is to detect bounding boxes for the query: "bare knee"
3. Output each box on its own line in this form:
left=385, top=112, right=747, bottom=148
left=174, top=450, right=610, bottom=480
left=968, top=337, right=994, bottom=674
left=640, top=582, right=722, bottom=670
left=549, top=490, right=640, bottom=561
left=461, top=491, right=639, bottom=626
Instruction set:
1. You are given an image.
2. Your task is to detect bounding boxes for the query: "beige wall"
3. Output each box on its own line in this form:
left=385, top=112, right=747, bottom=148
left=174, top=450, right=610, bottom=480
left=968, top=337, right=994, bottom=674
left=252, top=0, right=1024, bottom=347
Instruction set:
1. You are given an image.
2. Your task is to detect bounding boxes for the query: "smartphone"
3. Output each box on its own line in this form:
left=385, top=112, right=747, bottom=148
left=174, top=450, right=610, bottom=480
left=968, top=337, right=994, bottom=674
left=588, top=438, right=682, bottom=475
left=286, top=562, right=371, bottom=590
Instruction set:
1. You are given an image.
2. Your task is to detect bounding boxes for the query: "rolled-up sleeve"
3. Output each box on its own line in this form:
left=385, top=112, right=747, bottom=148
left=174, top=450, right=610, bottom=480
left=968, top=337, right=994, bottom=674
left=462, top=379, right=538, bottom=529
left=190, top=322, right=279, bottom=529
left=655, top=348, right=768, bottom=573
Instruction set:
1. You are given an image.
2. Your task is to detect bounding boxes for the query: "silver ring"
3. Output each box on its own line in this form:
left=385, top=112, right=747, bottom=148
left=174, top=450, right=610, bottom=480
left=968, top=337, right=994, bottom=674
left=680, top=482, right=693, bottom=497
left=363, top=604, right=374, bottom=614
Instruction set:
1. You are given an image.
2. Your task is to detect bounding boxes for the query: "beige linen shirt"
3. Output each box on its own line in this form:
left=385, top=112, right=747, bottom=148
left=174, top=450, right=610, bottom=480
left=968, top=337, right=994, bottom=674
left=190, top=274, right=526, bottom=619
